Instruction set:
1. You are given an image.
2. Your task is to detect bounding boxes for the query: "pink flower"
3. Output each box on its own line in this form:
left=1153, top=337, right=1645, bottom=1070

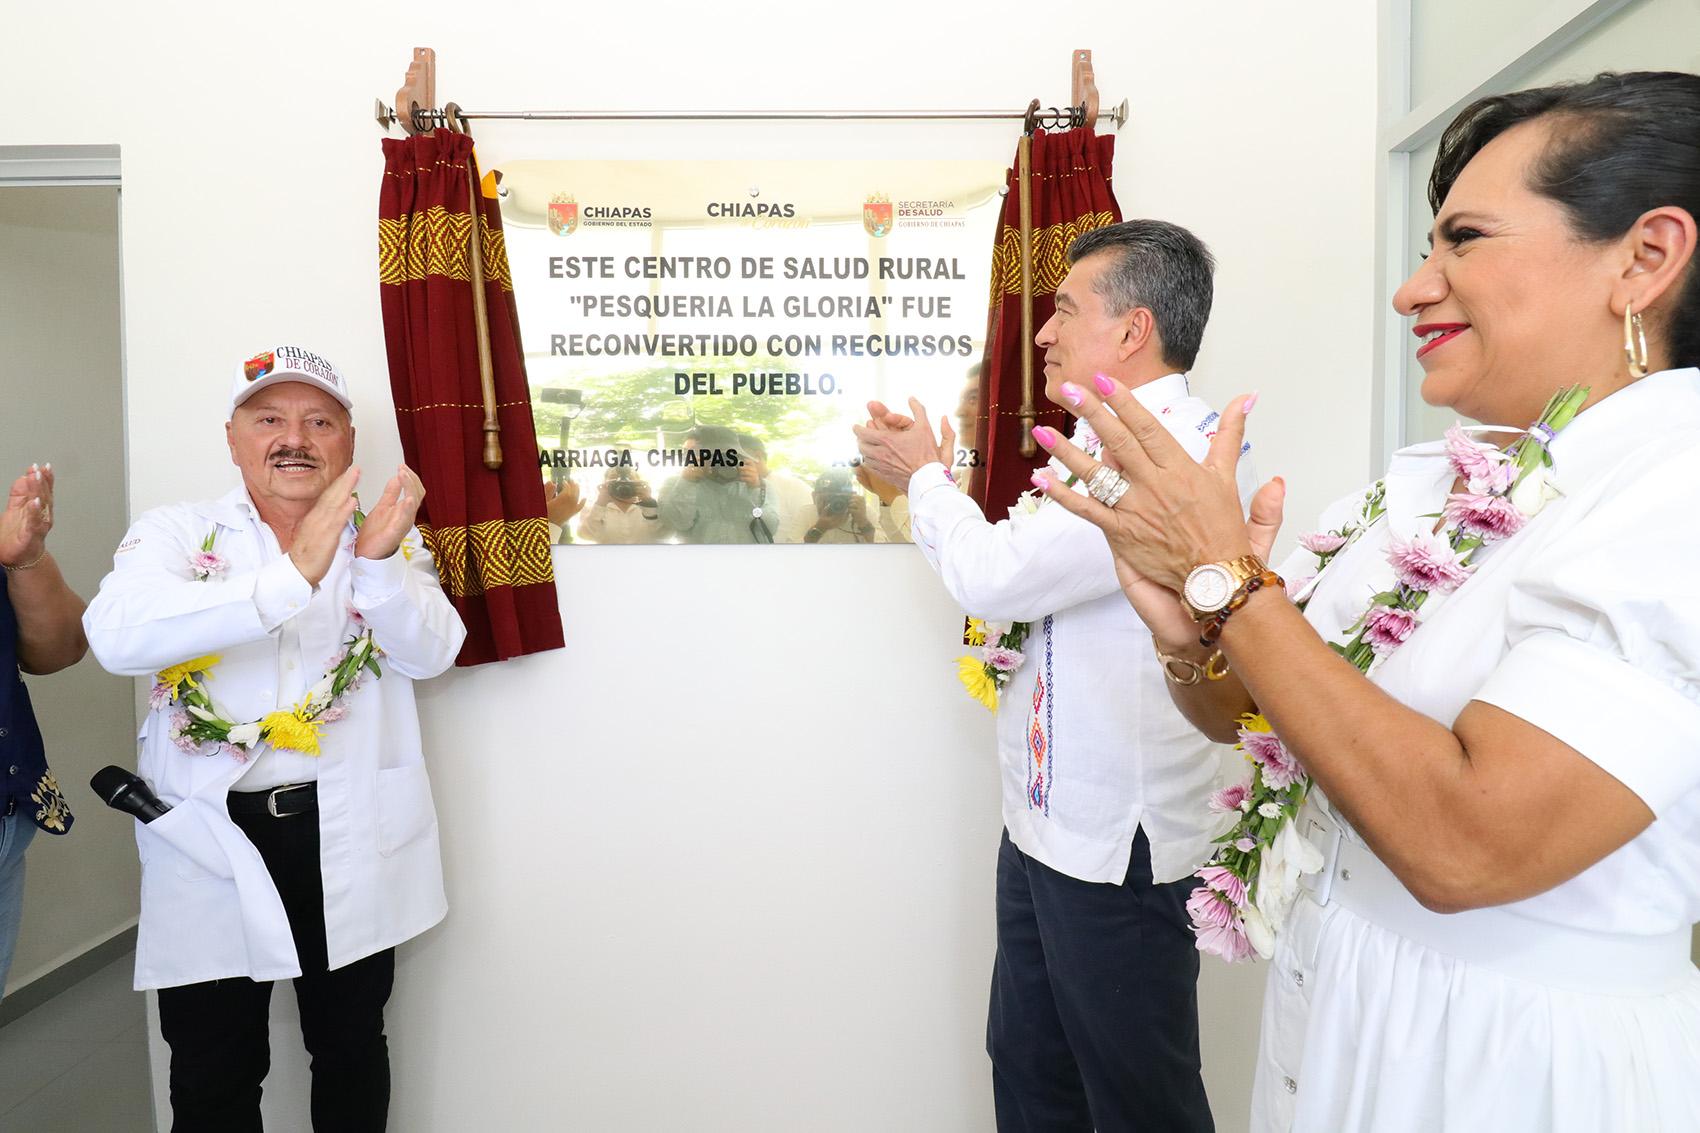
left=1186, top=885, right=1236, bottom=929
left=980, top=645, right=1026, bottom=673
left=1386, top=531, right=1473, bottom=594
left=1299, top=531, right=1347, bottom=555
left=148, top=682, right=174, bottom=710
left=1194, top=919, right=1255, bottom=962
left=1442, top=491, right=1526, bottom=541
left=1241, top=729, right=1306, bottom=790
left=316, top=704, right=348, bottom=724
left=345, top=603, right=365, bottom=625
left=1234, top=837, right=1258, bottom=853
left=219, top=742, right=250, bottom=763
left=169, top=709, right=202, bottom=754
left=1362, top=605, right=1419, bottom=656
left=1197, top=864, right=1247, bottom=907
left=1445, top=426, right=1513, bottom=493
left=1209, top=781, right=1251, bottom=813
left=1073, top=420, right=1102, bottom=455
left=189, top=550, right=227, bottom=580
left=1285, top=573, right=1316, bottom=601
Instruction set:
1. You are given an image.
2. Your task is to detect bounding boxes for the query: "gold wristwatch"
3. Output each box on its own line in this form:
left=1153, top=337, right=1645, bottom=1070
left=1181, top=554, right=1268, bottom=621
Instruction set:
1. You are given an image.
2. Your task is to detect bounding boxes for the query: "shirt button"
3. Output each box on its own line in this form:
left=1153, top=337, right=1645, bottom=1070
left=1292, top=970, right=1305, bottom=988
left=7, top=766, right=17, bottom=776
left=1340, top=868, right=1352, bottom=882
left=0, top=726, right=9, bottom=738
left=1283, top=1076, right=1297, bottom=1095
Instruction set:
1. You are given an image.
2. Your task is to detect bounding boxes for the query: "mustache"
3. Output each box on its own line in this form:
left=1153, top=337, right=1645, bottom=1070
left=269, top=448, right=319, bottom=464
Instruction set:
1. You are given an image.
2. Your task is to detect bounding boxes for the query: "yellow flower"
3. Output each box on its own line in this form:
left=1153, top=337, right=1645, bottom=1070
left=964, top=618, right=988, bottom=647
left=156, top=654, right=222, bottom=691
left=260, top=708, right=323, bottom=756
left=957, top=655, right=999, bottom=711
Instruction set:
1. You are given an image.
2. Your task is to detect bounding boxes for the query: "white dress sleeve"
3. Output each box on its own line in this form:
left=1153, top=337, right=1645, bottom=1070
left=1473, top=446, right=1700, bottom=814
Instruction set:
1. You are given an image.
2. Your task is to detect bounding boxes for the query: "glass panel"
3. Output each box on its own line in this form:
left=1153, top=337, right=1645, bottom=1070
left=1409, top=0, right=1562, bottom=107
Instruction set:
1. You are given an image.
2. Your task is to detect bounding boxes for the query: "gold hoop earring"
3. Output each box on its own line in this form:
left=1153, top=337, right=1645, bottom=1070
left=1623, top=302, right=1649, bottom=379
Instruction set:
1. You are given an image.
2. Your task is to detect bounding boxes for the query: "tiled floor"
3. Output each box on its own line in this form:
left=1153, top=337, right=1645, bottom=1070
left=0, top=952, right=153, bottom=1131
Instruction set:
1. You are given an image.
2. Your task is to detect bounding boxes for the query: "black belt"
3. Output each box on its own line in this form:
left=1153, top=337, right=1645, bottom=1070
left=227, top=782, right=318, bottom=819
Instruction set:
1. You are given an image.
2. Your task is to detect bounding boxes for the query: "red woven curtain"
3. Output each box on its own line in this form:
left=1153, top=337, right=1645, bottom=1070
left=970, top=129, right=1122, bottom=513
left=378, top=129, right=564, bottom=666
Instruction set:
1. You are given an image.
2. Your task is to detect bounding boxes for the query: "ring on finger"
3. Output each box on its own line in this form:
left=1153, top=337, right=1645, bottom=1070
left=1085, top=465, right=1131, bottom=507
left=1088, top=462, right=1128, bottom=496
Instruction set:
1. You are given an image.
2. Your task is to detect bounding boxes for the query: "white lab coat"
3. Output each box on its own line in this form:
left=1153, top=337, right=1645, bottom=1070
left=84, top=487, right=466, bottom=990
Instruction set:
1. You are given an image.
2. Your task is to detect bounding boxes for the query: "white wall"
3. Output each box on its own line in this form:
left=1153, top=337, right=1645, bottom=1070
left=0, top=3, right=1378, bottom=1129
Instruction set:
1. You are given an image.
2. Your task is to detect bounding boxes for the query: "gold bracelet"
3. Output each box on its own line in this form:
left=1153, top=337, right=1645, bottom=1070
left=1, top=547, right=46, bottom=572
left=1153, top=636, right=1230, bottom=685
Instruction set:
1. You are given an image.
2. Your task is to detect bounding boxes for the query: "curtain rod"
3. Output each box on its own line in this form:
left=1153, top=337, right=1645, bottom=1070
left=373, top=100, right=1129, bottom=132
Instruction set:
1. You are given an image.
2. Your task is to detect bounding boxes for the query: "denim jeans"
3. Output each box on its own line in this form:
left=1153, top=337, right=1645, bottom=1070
left=0, top=807, right=38, bottom=998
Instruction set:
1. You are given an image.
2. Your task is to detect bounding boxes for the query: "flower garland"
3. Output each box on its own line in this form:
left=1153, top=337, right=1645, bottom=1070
left=956, top=618, right=1033, bottom=710
left=1189, top=385, right=1589, bottom=962
left=953, top=423, right=1103, bottom=709
left=155, top=524, right=384, bottom=760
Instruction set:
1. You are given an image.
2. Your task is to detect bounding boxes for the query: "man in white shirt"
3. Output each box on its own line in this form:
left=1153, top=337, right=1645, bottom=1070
left=575, top=465, right=666, bottom=544
left=857, top=222, right=1251, bottom=1132
left=84, top=345, right=466, bottom=1131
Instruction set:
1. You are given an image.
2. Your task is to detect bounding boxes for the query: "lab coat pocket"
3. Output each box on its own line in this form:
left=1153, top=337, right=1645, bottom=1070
left=142, top=801, right=235, bottom=882
left=376, top=764, right=436, bottom=857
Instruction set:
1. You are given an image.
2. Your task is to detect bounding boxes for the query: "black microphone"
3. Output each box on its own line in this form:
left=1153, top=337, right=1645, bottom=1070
left=90, top=766, right=171, bottom=823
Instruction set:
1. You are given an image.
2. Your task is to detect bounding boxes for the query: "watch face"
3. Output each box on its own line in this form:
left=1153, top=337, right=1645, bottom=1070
left=1185, top=565, right=1234, bottom=613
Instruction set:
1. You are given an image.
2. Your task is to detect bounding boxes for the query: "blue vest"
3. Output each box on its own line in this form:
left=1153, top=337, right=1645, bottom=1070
left=0, top=571, right=71, bottom=833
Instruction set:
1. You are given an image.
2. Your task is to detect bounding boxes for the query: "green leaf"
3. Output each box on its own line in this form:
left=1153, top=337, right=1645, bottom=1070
left=364, top=654, right=382, bottom=679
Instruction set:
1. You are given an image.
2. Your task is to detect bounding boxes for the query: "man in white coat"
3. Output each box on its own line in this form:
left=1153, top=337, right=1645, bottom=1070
left=857, top=222, right=1253, bottom=1132
left=85, top=345, right=466, bottom=1131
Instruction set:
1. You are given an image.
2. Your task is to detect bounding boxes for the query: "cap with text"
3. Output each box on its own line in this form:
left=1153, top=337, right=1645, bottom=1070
left=229, top=345, right=353, bottom=417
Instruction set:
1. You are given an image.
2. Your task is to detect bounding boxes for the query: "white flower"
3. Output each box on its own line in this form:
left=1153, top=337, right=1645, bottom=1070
left=1240, top=901, right=1276, bottom=959
left=227, top=722, right=262, bottom=748
left=1257, top=801, right=1283, bottom=819
left=980, top=621, right=1012, bottom=644
left=1008, top=490, right=1045, bottom=521
left=1254, top=820, right=1326, bottom=931
left=1239, top=798, right=1253, bottom=813
left=306, top=675, right=336, bottom=710
left=187, top=705, right=219, bottom=723
left=1508, top=464, right=1561, bottom=518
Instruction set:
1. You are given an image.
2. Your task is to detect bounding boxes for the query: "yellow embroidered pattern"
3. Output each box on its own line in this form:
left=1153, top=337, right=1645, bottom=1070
left=985, top=209, right=1118, bottom=308
left=416, top=516, right=554, bottom=599
left=30, top=771, right=70, bottom=833
left=378, top=206, right=514, bottom=290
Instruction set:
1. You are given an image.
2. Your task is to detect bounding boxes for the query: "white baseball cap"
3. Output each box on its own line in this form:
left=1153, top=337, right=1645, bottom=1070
left=229, top=345, right=354, bottom=418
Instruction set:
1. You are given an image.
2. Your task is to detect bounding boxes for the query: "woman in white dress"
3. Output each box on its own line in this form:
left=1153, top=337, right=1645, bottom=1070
left=1027, top=71, right=1700, bottom=1131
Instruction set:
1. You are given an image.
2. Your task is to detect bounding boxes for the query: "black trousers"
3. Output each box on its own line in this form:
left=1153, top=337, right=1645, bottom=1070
left=988, top=828, right=1213, bottom=1133
left=156, top=802, right=394, bottom=1133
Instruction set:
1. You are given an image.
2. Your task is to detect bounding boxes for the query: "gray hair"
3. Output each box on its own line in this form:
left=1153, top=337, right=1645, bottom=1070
left=1067, top=219, right=1215, bottom=371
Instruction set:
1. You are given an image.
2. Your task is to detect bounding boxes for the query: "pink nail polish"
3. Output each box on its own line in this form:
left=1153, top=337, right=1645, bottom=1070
left=1242, top=391, right=1260, bottom=415
left=1031, top=472, right=1050, bottom=490
left=1093, top=373, right=1115, bottom=396
left=1032, top=425, right=1058, bottom=447
left=1060, top=383, right=1084, bottom=407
